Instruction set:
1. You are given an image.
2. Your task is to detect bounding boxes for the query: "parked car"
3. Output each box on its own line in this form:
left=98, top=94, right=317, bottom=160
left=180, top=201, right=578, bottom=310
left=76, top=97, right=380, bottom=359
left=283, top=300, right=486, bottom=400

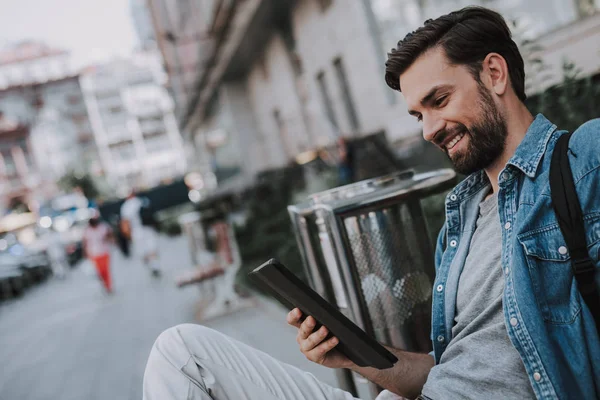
left=0, top=253, right=27, bottom=299
left=37, top=205, right=94, bottom=267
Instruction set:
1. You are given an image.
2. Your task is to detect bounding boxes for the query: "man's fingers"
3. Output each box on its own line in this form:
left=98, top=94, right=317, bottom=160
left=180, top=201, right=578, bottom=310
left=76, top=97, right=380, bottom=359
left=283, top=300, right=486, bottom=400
left=287, top=308, right=302, bottom=327
left=297, top=316, right=316, bottom=341
left=300, top=325, right=329, bottom=352
left=305, top=336, right=339, bottom=363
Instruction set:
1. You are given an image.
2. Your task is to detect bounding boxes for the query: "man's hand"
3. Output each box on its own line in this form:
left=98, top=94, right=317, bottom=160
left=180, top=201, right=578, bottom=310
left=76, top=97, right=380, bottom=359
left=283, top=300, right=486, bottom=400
left=286, top=308, right=354, bottom=369
left=288, top=308, right=435, bottom=398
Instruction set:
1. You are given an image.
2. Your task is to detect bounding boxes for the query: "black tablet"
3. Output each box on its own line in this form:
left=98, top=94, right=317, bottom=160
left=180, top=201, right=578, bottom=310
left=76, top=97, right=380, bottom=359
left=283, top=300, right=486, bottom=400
left=249, top=258, right=398, bottom=369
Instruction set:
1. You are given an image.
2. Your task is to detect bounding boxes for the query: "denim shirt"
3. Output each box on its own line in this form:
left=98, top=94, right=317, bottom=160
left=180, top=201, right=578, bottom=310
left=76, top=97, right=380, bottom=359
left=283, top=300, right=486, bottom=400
left=431, top=115, right=600, bottom=399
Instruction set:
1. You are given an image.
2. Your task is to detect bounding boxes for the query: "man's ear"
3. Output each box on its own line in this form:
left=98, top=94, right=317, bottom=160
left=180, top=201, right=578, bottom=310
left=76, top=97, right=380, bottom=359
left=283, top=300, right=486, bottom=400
left=482, top=53, right=509, bottom=96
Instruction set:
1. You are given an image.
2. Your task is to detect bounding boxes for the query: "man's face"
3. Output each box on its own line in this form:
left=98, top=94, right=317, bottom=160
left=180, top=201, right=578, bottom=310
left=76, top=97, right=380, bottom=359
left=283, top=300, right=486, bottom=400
left=400, top=47, right=508, bottom=175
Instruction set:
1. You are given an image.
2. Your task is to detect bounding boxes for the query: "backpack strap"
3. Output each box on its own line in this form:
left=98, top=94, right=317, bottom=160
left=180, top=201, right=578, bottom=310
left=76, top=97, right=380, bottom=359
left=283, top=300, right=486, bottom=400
left=549, top=132, right=600, bottom=334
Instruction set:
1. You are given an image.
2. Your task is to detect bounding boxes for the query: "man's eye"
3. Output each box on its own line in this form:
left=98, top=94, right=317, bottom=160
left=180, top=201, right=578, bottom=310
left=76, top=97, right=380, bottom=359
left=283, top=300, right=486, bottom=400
left=435, top=95, right=448, bottom=107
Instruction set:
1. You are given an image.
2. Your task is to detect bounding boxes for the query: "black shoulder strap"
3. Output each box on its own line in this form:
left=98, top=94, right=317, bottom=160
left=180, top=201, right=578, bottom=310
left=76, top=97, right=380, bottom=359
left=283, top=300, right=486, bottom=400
left=550, top=132, right=600, bottom=334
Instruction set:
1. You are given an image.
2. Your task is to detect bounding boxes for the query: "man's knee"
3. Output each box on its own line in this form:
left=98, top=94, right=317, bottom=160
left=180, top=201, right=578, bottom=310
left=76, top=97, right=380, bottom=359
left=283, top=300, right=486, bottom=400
left=145, top=324, right=215, bottom=399
left=151, top=324, right=211, bottom=365
left=155, top=323, right=209, bottom=346
left=154, top=324, right=222, bottom=362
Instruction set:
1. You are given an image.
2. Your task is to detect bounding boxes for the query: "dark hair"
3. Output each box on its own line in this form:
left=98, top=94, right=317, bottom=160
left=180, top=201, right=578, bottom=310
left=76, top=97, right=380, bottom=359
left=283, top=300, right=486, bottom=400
left=385, top=6, right=526, bottom=102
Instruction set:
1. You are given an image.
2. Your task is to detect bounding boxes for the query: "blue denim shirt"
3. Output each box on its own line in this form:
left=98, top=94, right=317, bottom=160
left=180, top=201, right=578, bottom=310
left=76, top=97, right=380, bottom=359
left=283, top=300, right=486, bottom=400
left=431, top=115, right=600, bottom=399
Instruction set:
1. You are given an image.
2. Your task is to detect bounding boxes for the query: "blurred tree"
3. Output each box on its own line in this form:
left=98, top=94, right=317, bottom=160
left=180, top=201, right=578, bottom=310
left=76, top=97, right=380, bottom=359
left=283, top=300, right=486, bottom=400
left=8, top=197, right=30, bottom=214
left=57, top=171, right=101, bottom=200
left=573, top=0, right=597, bottom=18
left=513, top=15, right=600, bottom=132
left=234, top=166, right=309, bottom=292
left=526, top=60, right=600, bottom=132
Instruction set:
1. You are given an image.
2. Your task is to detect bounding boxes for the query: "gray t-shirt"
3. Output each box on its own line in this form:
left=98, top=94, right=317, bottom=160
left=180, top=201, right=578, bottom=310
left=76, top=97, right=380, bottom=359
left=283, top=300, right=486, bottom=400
left=421, top=193, right=536, bottom=399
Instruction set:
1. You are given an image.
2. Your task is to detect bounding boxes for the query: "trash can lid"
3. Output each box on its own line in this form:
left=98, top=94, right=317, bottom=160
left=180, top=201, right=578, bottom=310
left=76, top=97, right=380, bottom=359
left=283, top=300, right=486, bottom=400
left=329, top=168, right=456, bottom=213
left=288, top=169, right=456, bottom=218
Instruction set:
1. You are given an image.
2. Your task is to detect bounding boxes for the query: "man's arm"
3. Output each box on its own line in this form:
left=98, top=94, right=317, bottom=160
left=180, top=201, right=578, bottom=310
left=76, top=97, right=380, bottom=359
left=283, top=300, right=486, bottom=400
left=120, top=218, right=131, bottom=240
left=351, top=346, right=434, bottom=399
left=287, top=309, right=434, bottom=399
left=82, top=233, right=88, bottom=260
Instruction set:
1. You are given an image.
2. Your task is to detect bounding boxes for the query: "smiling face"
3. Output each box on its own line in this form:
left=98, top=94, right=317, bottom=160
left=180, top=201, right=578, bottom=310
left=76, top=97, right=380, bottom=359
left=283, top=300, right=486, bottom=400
left=400, top=47, right=508, bottom=175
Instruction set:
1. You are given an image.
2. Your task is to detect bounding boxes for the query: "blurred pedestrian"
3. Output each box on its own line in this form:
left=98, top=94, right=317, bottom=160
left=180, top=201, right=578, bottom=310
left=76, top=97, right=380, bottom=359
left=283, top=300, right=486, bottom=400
left=83, top=213, right=113, bottom=293
left=120, top=191, right=161, bottom=277
left=109, top=214, right=130, bottom=258
left=46, top=230, right=68, bottom=279
left=337, top=136, right=355, bottom=185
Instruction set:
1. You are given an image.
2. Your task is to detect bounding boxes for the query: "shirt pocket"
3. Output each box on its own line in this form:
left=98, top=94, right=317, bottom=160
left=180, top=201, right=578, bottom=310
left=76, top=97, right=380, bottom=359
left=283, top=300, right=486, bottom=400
left=518, top=226, right=582, bottom=324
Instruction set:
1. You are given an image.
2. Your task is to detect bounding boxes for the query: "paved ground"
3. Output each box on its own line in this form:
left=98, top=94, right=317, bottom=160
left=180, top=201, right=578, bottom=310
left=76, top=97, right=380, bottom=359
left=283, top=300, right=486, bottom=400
left=0, top=235, right=338, bottom=400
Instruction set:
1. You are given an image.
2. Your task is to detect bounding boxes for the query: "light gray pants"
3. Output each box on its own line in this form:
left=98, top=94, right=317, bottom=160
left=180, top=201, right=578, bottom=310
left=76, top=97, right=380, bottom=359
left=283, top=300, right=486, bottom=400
left=143, top=324, right=361, bottom=400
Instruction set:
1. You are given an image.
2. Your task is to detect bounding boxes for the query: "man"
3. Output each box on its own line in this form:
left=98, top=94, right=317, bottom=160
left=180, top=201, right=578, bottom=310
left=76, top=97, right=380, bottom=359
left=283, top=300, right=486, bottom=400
left=120, top=191, right=161, bottom=276
left=142, top=7, right=599, bottom=399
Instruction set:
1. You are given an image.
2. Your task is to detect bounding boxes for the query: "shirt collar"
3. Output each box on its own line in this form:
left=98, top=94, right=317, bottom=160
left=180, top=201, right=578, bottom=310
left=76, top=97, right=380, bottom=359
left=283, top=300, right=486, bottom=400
left=506, top=114, right=557, bottom=178
left=447, top=114, right=557, bottom=201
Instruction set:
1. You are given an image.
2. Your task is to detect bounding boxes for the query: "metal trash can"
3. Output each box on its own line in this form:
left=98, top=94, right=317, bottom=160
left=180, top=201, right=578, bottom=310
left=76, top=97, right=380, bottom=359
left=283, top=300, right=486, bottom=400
left=288, top=169, right=457, bottom=397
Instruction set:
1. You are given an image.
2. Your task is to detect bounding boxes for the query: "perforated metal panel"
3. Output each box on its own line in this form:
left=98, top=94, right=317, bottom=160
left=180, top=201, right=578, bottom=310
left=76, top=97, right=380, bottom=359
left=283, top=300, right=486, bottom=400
left=343, top=203, right=434, bottom=351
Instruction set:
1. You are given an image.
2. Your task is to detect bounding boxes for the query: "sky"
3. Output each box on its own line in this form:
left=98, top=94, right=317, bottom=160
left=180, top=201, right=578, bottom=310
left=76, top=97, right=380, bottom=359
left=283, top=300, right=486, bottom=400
left=0, top=0, right=139, bottom=67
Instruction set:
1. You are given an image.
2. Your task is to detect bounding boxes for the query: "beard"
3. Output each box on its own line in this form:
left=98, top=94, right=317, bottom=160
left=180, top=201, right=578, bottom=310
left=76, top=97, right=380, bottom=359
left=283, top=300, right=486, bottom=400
left=444, top=85, right=508, bottom=175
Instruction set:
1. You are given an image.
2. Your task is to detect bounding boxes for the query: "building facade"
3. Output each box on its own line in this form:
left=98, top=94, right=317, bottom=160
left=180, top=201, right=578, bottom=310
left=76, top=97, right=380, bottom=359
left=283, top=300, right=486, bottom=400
left=149, top=0, right=600, bottom=189
left=138, top=0, right=217, bottom=180
left=131, top=0, right=159, bottom=50
left=0, top=41, right=100, bottom=209
left=0, top=117, right=39, bottom=213
left=141, top=0, right=214, bottom=119
left=80, top=50, right=186, bottom=196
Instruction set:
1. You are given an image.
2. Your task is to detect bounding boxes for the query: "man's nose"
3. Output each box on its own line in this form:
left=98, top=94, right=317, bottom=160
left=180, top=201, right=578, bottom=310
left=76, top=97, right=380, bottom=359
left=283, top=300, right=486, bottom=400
left=422, top=115, right=445, bottom=143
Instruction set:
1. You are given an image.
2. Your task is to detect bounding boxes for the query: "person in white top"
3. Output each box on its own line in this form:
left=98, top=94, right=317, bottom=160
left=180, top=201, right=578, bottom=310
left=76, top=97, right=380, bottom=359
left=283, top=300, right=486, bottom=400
left=83, top=214, right=113, bottom=293
left=46, top=230, right=68, bottom=279
left=120, top=192, right=161, bottom=276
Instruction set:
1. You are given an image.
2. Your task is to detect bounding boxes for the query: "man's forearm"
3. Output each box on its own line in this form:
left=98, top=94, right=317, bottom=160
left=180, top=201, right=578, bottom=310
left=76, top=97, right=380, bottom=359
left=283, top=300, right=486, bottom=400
left=350, top=347, right=434, bottom=399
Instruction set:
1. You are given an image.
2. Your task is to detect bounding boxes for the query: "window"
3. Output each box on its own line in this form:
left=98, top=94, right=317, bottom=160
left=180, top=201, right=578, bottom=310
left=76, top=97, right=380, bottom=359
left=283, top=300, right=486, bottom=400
left=144, top=134, right=171, bottom=154
left=67, top=94, right=81, bottom=105
left=316, top=71, right=339, bottom=130
left=2, top=153, right=16, bottom=176
left=333, top=57, right=360, bottom=131
left=113, top=144, right=136, bottom=161
left=273, top=109, right=292, bottom=158
left=317, top=0, right=333, bottom=11
left=140, top=116, right=165, bottom=135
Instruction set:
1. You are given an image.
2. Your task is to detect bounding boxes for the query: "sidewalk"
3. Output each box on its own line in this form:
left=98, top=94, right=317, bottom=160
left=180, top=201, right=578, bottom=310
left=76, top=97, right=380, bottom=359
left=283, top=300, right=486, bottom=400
left=0, top=234, right=338, bottom=400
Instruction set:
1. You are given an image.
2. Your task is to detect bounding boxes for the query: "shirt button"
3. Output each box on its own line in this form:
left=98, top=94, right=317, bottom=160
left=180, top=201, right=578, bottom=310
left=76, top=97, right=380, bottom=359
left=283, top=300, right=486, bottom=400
left=504, top=222, right=511, bottom=230
left=437, top=335, right=445, bottom=342
left=504, top=267, right=509, bottom=275
left=510, top=317, right=518, bottom=327
left=450, top=240, right=458, bottom=247
left=533, top=372, right=542, bottom=382
left=502, top=172, right=510, bottom=181
left=449, top=194, right=457, bottom=201
left=436, top=284, right=444, bottom=292
left=558, top=246, right=568, bottom=255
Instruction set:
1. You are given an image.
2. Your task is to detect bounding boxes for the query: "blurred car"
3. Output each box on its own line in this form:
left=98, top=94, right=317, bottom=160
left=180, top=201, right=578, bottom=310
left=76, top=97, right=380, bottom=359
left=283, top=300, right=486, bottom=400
left=0, top=238, right=54, bottom=300
left=0, top=238, right=52, bottom=284
left=38, top=202, right=95, bottom=266
left=0, top=254, right=26, bottom=299
left=65, top=241, right=83, bottom=266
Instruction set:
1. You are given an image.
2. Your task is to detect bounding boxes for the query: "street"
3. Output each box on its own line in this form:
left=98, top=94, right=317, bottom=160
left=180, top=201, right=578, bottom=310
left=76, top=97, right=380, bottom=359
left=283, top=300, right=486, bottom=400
left=0, top=235, right=337, bottom=400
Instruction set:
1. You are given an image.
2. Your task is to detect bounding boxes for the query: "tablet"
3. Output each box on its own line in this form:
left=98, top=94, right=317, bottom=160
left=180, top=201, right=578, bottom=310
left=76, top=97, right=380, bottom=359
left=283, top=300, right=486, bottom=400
left=249, top=258, right=398, bottom=369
